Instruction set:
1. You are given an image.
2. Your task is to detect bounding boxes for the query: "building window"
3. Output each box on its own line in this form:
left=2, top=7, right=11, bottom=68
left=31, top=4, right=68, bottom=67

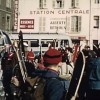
left=71, top=16, right=81, bottom=32
left=94, top=16, right=99, bottom=28
left=41, top=40, right=49, bottom=47
left=31, top=40, right=39, bottom=47
left=0, top=0, right=1, bottom=5
left=53, top=0, right=64, bottom=9
left=6, top=15, right=11, bottom=31
left=95, top=0, right=100, bottom=3
left=39, top=17, right=46, bottom=32
left=71, top=0, right=79, bottom=8
left=0, top=12, right=4, bottom=30
left=39, top=0, right=46, bottom=9
left=6, top=0, right=11, bottom=8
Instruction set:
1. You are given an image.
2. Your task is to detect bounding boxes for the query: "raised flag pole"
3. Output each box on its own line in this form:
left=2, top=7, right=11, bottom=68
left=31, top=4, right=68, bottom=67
left=18, top=30, right=25, bottom=56
left=18, top=30, right=28, bottom=80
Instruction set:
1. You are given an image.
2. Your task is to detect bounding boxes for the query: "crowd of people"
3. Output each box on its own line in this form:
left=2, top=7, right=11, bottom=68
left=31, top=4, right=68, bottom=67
left=0, top=43, right=100, bottom=100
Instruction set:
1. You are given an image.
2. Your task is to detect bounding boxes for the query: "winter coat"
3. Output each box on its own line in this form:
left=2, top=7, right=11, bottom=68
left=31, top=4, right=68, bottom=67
left=42, top=69, right=70, bottom=100
left=31, top=68, right=70, bottom=100
left=87, top=57, right=100, bottom=90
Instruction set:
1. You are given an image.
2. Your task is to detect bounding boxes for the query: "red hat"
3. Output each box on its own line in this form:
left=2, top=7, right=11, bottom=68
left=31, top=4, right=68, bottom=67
left=27, top=51, right=34, bottom=61
left=43, top=49, right=62, bottom=65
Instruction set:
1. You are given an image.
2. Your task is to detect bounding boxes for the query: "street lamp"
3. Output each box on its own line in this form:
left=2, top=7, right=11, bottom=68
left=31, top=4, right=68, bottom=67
left=89, top=0, right=93, bottom=50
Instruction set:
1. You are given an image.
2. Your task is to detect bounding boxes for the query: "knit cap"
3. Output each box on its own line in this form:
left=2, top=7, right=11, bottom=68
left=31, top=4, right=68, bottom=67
left=43, top=48, right=62, bottom=65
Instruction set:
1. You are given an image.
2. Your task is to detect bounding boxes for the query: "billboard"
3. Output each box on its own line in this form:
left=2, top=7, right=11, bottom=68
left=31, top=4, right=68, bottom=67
left=20, top=19, right=34, bottom=29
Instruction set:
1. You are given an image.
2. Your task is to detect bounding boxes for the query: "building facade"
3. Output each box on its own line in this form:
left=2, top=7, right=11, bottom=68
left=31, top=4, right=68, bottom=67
left=13, top=0, right=100, bottom=46
left=0, top=0, right=14, bottom=32
left=90, top=0, right=100, bottom=46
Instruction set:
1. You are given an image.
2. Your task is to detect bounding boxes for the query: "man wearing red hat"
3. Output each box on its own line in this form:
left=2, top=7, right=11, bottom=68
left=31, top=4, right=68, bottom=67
left=26, top=49, right=34, bottom=62
left=42, top=48, right=70, bottom=100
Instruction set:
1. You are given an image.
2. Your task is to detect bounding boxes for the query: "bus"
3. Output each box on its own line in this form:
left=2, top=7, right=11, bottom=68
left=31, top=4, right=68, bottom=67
left=11, top=33, right=73, bottom=54
left=0, top=31, right=74, bottom=76
left=0, top=31, right=73, bottom=54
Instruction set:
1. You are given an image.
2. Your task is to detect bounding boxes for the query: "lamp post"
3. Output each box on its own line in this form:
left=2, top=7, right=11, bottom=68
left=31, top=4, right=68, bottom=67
left=89, top=0, right=93, bottom=50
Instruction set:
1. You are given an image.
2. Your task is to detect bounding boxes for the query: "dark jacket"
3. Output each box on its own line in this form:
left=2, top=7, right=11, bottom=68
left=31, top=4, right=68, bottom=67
left=42, top=69, right=70, bottom=100
left=87, top=57, right=100, bottom=89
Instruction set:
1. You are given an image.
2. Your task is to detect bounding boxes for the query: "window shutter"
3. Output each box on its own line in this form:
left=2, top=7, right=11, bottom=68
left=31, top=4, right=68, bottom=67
left=75, top=0, right=79, bottom=7
left=62, top=0, right=64, bottom=8
left=39, top=17, right=42, bottom=32
left=43, top=17, right=46, bottom=32
left=71, top=16, right=75, bottom=32
left=78, top=16, right=81, bottom=32
left=53, top=0, right=55, bottom=8
left=66, top=17, right=70, bottom=32
left=71, top=0, right=75, bottom=8
left=43, top=0, right=46, bottom=8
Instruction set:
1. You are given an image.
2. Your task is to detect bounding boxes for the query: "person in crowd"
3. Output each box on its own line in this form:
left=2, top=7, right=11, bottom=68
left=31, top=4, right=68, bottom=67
left=25, top=61, right=35, bottom=77
left=65, top=47, right=74, bottom=75
left=59, top=49, right=68, bottom=75
left=1, top=52, right=14, bottom=100
left=25, top=49, right=36, bottom=77
left=26, top=49, right=34, bottom=62
left=65, top=47, right=73, bottom=65
left=59, top=47, right=73, bottom=75
left=42, top=48, right=70, bottom=100
left=76, top=49, right=94, bottom=100
left=85, top=48, right=100, bottom=100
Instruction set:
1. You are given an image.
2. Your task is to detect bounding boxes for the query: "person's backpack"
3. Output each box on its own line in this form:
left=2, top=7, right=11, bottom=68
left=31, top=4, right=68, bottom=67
left=26, top=76, right=46, bottom=100
left=26, top=76, right=69, bottom=100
